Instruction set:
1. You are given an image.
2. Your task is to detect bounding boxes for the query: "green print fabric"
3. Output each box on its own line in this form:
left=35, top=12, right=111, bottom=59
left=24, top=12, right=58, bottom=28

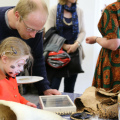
left=92, top=1, right=120, bottom=92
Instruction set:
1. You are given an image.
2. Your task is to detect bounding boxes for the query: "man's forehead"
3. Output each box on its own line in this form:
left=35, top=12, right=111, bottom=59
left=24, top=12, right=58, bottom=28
left=28, top=10, right=47, bottom=21
left=26, top=11, right=47, bottom=29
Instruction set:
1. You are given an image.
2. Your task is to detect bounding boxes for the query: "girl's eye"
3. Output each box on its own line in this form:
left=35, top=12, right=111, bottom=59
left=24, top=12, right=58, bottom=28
left=17, top=64, right=24, bottom=67
left=18, top=65, right=22, bottom=67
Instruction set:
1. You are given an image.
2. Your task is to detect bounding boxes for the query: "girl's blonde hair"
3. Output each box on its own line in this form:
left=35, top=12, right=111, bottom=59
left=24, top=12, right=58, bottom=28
left=0, top=37, right=33, bottom=68
left=59, top=0, right=77, bottom=5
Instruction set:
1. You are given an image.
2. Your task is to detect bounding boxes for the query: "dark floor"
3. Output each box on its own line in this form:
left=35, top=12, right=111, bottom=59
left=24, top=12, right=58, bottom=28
left=20, top=84, right=40, bottom=105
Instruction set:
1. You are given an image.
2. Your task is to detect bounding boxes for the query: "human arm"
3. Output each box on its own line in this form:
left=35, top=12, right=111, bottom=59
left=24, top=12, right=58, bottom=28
left=86, top=36, right=120, bottom=51
left=76, top=7, right=86, bottom=44
left=25, top=34, right=51, bottom=95
left=26, top=102, right=37, bottom=108
left=18, top=93, right=37, bottom=107
left=26, top=32, right=62, bottom=95
left=43, top=89, right=61, bottom=95
left=62, top=42, right=79, bottom=53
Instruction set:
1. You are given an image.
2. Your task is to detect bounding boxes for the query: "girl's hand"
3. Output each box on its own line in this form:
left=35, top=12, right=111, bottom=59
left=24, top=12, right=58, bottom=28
left=26, top=102, right=37, bottom=108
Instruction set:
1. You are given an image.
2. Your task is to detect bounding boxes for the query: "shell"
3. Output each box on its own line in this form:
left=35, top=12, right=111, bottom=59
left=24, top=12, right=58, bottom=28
left=0, top=100, right=67, bottom=120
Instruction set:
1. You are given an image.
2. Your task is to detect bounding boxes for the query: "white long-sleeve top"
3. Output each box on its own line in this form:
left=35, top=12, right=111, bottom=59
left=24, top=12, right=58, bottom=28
left=45, top=4, right=86, bottom=60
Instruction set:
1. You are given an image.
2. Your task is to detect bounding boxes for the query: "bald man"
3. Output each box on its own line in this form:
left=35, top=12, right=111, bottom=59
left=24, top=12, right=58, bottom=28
left=0, top=0, right=61, bottom=95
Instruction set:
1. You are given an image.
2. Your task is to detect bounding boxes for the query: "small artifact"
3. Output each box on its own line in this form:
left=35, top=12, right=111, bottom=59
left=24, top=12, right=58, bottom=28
left=70, top=112, right=92, bottom=120
left=19, top=78, right=30, bottom=80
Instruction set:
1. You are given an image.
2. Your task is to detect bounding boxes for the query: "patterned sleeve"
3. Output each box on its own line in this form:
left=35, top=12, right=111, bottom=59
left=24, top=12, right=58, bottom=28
left=98, top=3, right=120, bottom=39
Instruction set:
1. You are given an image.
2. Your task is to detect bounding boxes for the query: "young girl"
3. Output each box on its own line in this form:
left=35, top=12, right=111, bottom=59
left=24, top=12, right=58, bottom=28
left=0, top=37, right=36, bottom=108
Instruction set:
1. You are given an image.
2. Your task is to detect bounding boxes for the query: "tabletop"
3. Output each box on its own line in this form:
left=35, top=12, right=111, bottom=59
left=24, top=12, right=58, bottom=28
left=37, top=92, right=118, bottom=120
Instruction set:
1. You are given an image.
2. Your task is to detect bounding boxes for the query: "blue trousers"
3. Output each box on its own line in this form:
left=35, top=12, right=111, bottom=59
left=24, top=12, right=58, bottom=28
left=50, top=74, right=78, bottom=93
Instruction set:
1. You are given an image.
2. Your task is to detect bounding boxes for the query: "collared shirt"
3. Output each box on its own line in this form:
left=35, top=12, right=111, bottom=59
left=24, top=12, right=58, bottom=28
left=0, top=69, right=29, bottom=104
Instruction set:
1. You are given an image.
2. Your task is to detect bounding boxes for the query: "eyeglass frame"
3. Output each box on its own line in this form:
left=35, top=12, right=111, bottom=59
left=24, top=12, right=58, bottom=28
left=21, top=16, right=44, bottom=33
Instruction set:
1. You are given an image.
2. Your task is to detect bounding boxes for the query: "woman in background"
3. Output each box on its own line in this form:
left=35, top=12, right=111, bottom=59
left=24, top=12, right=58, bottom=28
left=45, top=0, right=86, bottom=93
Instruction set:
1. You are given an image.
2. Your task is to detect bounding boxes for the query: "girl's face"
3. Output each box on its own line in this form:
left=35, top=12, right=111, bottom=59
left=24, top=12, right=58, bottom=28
left=66, top=0, right=76, bottom=7
left=4, top=55, right=29, bottom=77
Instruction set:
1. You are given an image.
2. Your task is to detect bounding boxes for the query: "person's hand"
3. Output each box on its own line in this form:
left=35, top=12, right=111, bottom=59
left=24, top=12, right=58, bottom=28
left=62, top=43, right=71, bottom=51
left=43, top=89, right=61, bottom=95
left=86, top=36, right=97, bottom=44
left=26, top=102, right=37, bottom=108
left=62, top=42, right=78, bottom=53
left=67, top=42, right=79, bottom=53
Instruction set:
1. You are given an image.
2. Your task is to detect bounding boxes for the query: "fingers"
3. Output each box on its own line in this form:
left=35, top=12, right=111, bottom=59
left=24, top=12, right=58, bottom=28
left=26, top=102, right=37, bottom=108
left=31, top=104, right=37, bottom=108
left=43, top=89, right=61, bottom=95
left=86, top=38, right=90, bottom=43
left=53, top=89, right=61, bottom=95
left=50, top=89, right=61, bottom=95
left=29, top=103, right=37, bottom=108
left=67, top=49, right=71, bottom=53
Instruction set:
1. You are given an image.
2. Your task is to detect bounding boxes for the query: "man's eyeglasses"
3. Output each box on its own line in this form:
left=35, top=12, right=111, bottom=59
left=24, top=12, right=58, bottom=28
left=21, top=16, right=44, bottom=33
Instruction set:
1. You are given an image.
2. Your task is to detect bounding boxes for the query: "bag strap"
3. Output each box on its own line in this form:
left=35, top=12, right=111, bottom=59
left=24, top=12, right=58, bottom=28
left=43, top=27, right=57, bottom=43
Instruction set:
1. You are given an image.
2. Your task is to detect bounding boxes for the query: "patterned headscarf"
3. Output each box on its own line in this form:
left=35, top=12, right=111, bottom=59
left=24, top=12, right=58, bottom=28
left=56, top=3, right=79, bottom=41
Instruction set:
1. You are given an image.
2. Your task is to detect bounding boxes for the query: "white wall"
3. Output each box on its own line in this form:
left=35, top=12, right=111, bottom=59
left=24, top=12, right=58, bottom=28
left=0, top=0, right=19, bottom=6
left=44, top=0, right=58, bottom=11
left=0, top=0, right=58, bottom=8
left=0, top=0, right=116, bottom=94
left=68, top=0, right=96, bottom=93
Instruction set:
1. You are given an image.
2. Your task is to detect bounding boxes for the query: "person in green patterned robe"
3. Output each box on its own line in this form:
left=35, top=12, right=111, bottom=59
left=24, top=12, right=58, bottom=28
left=86, top=0, right=120, bottom=93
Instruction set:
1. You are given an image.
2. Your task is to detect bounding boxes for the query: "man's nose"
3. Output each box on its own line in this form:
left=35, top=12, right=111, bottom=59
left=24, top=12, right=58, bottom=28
left=29, top=31, right=37, bottom=38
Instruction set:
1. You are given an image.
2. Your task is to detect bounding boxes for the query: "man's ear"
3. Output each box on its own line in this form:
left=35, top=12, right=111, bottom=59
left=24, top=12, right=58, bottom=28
left=14, top=11, right=20, bottom=21
left=1, top=55, right=8, bottom=64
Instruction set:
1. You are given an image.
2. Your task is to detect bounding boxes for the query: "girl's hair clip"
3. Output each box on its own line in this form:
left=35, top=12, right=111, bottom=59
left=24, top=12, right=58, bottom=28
left=1, top=51, right=5, bottom=56
left=11, top=47, right=17, bottom=54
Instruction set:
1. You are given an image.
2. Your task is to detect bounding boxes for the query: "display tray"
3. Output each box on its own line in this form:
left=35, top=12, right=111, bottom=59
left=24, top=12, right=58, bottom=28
left=16, top=76, right=43, bottom=84
left=39, top=95, right=76, bottom=114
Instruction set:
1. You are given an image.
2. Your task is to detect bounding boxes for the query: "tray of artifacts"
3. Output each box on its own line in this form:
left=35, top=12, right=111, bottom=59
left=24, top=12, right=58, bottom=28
left=39, top=95, right=76, bottom=114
